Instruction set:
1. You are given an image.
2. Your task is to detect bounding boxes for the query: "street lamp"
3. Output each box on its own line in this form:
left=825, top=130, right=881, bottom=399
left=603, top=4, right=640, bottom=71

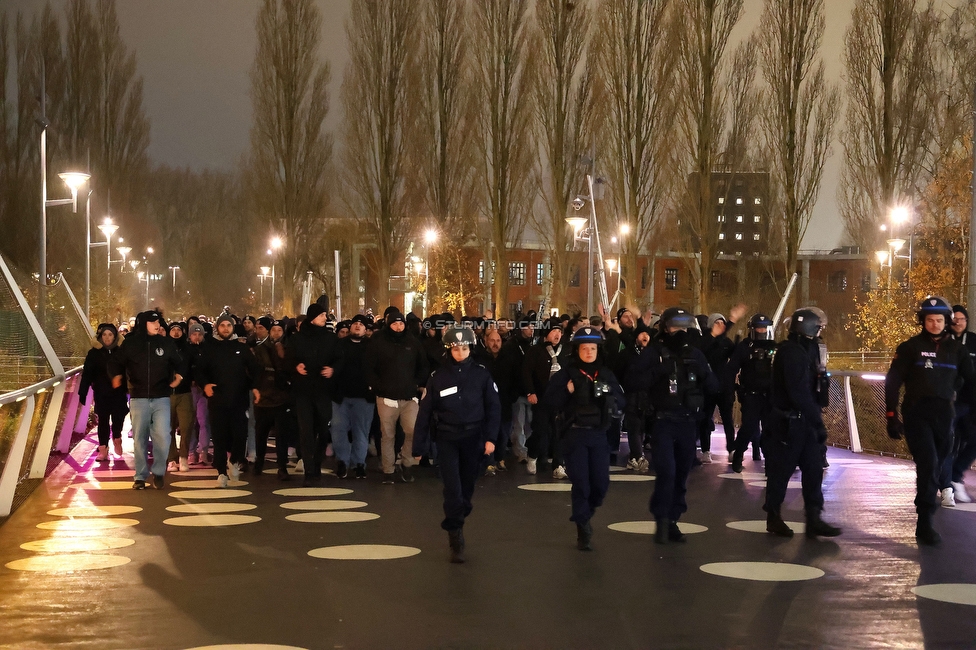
left=259, top=266, right=271, bottom=309
left=269, top=237, right=283, bottom=314
left=168, top=266, right=180, bottom=292
left=96, top=218, right=119, bottom=306
left=422, top=229, right=438, bottom=316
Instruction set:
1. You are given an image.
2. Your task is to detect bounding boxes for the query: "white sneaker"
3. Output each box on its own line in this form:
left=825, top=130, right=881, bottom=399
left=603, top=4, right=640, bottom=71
left=527, top=458, right=537, bottom=475
left=179, top=457, right=189, bottom=472
left=217, top=474, right=229, bottom=488
left=167, top=461, right=179, bottom=472
left=295, top=459, right=305, bottom=474
left=553, top=465, right=568, bottom=480
left=95, top=445, right=109, bottom=462
left=636, top=457, right=649, bottom=473
left=626, top=458, right=641, bottom=471
left=952, top=481, right=972, bottom=503
left=941, top=487, right=956, bottom=508
left=229, top=463, right=242, bottom=481
left=701, top=452, right=713, bottom=464
left=485, top=465, right=497, bottom=477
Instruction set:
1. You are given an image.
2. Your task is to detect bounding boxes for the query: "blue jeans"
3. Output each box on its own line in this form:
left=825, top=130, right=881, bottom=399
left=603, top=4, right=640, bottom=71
left=330, top=398, right=375, bottom=466
left=130, top=397, right=172, bottom=481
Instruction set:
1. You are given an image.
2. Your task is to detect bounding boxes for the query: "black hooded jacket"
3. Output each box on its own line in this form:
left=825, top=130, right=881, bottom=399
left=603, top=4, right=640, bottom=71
left=285, top=321, right=341, bottom=395
left=364, top=327, right=429, bottom=401
left=108, top=317, right=184, bottom=399
left=196, top=333, right=262, bottom=409
left=79, top=323, right=127, bottom=403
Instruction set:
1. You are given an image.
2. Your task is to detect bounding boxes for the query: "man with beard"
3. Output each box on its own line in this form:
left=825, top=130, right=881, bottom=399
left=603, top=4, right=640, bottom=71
left=523, top=317, right=570, bottom=478
left=331, top=315, right=375, bottom=479
left=478, top=327, right=517, bottom=474
left=253, top=317, right=291, bottom=478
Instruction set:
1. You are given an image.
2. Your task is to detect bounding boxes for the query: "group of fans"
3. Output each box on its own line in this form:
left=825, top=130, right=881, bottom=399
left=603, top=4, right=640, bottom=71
left=76, top=293, right=975, bottom=560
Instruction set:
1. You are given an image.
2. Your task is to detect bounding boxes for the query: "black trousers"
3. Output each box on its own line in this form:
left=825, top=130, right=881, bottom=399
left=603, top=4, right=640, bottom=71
left=254, top=404, right=290, bottom=469
left=734, top=392, right=770, bottom=457
left=623, top=401, right=650, bottom=461
left=527, top=404, right=562, bottom=466
left=209, top=401, right=248, bottom=475
left=699, top=390, right=735, bottom=452
left=948, top=406, right=976, bottom=484
left=649, top=416, right=697, bottom=521
left=563, top=428, right=610, bottom=524
left=295, top=391, right=332, bottom=476
left=438, top=433, right=483, bottom=531
left=93, top=393, right=128, bottom=447
left=903, top=400, right=954, bottom=515
left=763, top=414, right=825, bottom=515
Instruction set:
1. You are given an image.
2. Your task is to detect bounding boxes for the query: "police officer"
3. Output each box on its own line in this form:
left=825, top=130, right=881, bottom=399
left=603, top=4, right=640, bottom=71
left=763, top=309, right=841, bottom=538
left=543, top=327, right=624, bottom=551
left=414, top=324, right=501, bottom=563
left=728, top=314, right=776, bottom=472
left=629, top=308, right=718, bottom=544
left=885, top=297, right=976, bottom=545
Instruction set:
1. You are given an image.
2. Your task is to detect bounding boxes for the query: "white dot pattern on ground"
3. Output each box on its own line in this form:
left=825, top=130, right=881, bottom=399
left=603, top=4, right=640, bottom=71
left=20, top=537, right=135, bottom=553
left=307, top=544, right=421, bottom=560
left=726, top=520, right=807, bottom=534
left=36, top=518, right=139, bottom=532
left=272, top=487, right=353, bottom=497
left=171, top=469, right=219, bottom=477
left=5, top=554, right=131, bottom=572
left=748, top=480, right=802, bottom=489
left=517, top=483, right=572, bottom=492
left=609, top=474, right=655, bottom=482
left=83, top=470, right=135, bottom=478
left=162, top=514, right=262, bottom=527
left=700, top=562, right=824, bottom=582
left=46, top=505, right=143, bottom=517
left=169, top=480, right=249, bottom=489
left=278, top=500, right=368, bottom=511
left=828, top=459, right=876, bottom=465
left=607, top=521, right=708, bottom=535
left=183, top=645, right=308, bottom=650
left=166, top=503, right=258, bottom=514
left=911, top=584, right=976, bottom=606
left=67, top=481, right=138, bottom=490
left=608, top=466, right=625, bottom=472
left=947, top=503, right=976, bottom=513
left=168, top=489, right=252, bottom=500
left=285, top=512, right=379, bottom=523
left=718, top=472, right=767, bottom=480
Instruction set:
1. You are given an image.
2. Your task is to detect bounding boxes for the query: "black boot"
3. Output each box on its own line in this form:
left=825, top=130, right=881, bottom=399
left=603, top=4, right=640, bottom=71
left=576, top=521, right=593, bottom=551
left=448, top=529, right=465, bottom=563
left=731, top=450, right=744, bottom=473
left=654, top=518, right=668, bottom=545
left=806, top=511, right=842, bottom=539
left=766, top=510, right=794, bottom=537
left=915, top=512, right=941, bottom=546
left=668, top=521, right=686, bottom=543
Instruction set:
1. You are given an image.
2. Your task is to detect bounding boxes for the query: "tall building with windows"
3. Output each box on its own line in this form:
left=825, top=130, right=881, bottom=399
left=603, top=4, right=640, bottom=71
left=686, top=171, right=770, bottom=257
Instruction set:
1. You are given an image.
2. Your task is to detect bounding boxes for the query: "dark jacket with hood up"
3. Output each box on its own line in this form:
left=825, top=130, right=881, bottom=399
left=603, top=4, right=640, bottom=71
left=108, top=314, right=185, bottom=399
left=79, top=323, right=127, bottom=404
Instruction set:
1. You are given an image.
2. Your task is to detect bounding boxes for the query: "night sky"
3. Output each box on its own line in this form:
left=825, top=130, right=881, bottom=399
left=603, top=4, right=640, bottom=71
left=6, top=0, right=893, bottom=250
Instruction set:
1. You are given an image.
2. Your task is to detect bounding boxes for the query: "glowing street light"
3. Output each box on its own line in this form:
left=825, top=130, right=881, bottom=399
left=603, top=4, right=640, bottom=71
left=424, top=229, right=438, bottom=245
left=619, top=223, right=631, bottom=236
left=96, top=218, right=120, bottom=299
left=565, top=216, right=588, bottom=234
left=891, top=205, right=911, bottom=224
left=268, top=236, right=283, bottom=314
left=875, top=250, right=889, bottom=266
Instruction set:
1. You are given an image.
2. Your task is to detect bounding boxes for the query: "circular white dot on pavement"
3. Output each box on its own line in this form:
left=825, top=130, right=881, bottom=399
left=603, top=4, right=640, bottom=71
left=726, top=520, right=807, bottom=534
left=273, top=487, right=353, bottom=497
left=609, top=466, right=626, bottom=473
left=609, top=474, right=655, bottom=482
left=163, top=514, right=261, bottom=527
left=912, top=584, right=976, bottom=606
left=949, top=503, right=976, bottom=513
left=47, top=505, right=143, bottom=517
left=171, top=469, right=219, bottom=477
left=184, top=645, right=308, bottom=650
left=262, top=468, right=334, bottom=475
left=36, top=518, right=139, bottom=533
left=700, top=562, right=824, bottom=582
left=308, top=544, right=421, bottom=560
left=85, top=470, right=135, bottom=479
left=20, top=537, right=135, bottom=553
left=748, top=480, right=803, bottom=489
left=279, top=500, right=367, bottom=511
left=285, top=512, right=379, bottom=523
left=166, top=502, right=258, bottom=514
left=168, top=489, right=252, bottom=500
left=68, top=481, right=138, bottom=490
left=718, top=472, right=766, bottom=481
left=517, top=483, right=572, bottom=492
left=169, top=480, right=249, bottom=489
left=5, top=554, right=131, bottom=572
left=829, top=458, right=875, bottom=465
left=608, top=521, right=708, bottom=535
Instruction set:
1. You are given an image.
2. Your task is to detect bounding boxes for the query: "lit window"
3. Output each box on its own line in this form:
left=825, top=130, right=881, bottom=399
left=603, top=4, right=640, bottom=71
left=754, top=197, right=761, bottom=205
left=735, top=197, right=743, bottom=205
left=735, top=251, right=743, bottom=256
left=735, top=215, right=743, bottom=223
left=509, top=262, right=526, bottom=286
left=753, top=233, right=760, bottom=241
left=735, top=233, right=743, bottom=241
left=665, top=268, right=678, bottom=290
left=754, top=215, right=761, bottom=223
left=719, top=233, right=725, bottom=240
left=717, top=215, right=726, bottom=223
left=718, top=197, right=725, bottom=205
left=535, top=262, right=545, bottom=286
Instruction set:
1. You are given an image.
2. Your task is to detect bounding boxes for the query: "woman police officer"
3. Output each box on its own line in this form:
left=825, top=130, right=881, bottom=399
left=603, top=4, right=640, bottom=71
left=414, top=324, right=501, bottom=563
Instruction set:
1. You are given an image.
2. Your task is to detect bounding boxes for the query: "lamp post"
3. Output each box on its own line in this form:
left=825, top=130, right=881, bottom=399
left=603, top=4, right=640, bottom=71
left=423, top=229, right=438, bottom=316
left=168, top=266, right=180, bottom=292
left=96, top=218, right=118, bottom=313
left=260, top=266, right=271, bottom=311
left=269, top=236, right=283, bottom=314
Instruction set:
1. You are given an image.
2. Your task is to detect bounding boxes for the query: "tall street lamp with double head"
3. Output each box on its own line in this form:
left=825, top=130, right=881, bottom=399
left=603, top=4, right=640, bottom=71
left=269, top=236, right=283, bottom=314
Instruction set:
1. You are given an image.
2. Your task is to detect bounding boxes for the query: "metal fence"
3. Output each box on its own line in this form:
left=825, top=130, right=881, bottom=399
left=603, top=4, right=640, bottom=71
left=822, top=371, right=912, bottom=459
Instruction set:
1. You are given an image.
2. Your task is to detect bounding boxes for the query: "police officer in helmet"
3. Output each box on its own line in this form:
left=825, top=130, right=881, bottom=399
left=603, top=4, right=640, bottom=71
left=727, top=313, right=776, bottom=472
left=543, top=326, right=624, bottom=551
left=414, top=324, right=501, bottom=563
left=885, top=296, right=976, bottom=545
left=764, top=308, right=841, bottom=538
left=628, top=307, right=719, bottom=544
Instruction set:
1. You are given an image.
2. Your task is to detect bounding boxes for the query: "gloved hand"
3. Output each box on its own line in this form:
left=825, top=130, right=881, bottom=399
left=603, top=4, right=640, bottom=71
left=886, top=414, right=904, bottom=440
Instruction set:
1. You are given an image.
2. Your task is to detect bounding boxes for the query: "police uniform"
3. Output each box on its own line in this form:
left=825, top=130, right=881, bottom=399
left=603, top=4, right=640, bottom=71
left=543, top=327, right=623, bottom=551
left=629, top=308, right=719, bottom=544
left=414, top=326, right=500, bottom=562
left=885, top=297, right=976, bottom=545
left=763, top=309, right=841, bottom=538
left=728, top=314, right=776, bottom=471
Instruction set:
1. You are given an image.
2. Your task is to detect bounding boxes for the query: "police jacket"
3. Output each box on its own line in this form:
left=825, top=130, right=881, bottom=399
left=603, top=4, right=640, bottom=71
left=364, top=327, right=429, bottom=401
left=252, top=337, right=290, bottom=408
left=728, top=338, right=776, bottom=394
left=412, top=356, right=501, bottom=454
left=543, top=359, right=624, bottom=432
left=629, top=331, right=719, bottom=417
left=109, top=329, right=184, bottom=399
left=285, top=321, right=341, bottom=395
left=79, top=339, right=127, bottom=403
left=770, top=335, right=826, bottom=430
left=333, top=336, right=374, bottom=402
left=885, top=331, right=976, bottom=415
left=522, top=341, right=570, bottom=399
left=476, top=347, right=517, bottom=421
left=196, top=335, right=262, bottom=409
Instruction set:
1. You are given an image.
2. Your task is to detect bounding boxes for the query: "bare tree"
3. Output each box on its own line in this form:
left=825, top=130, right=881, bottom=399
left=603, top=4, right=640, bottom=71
left=533, top=0, right=599, bottom=315
left=675, top=0, right=745, bottom=312
left=342, top=0, right=419, bottom=311
left=597, top=0, right=678, bottom=308
left=471, top=0, right=535, bottom=317
left=757, top=0, right=839, bottom=282
left=839, top=0, right=938, bottom=251
left=247, top=0, right=332, bottom=314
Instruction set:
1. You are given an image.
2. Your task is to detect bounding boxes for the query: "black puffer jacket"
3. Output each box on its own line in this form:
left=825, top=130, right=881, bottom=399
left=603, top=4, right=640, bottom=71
left=334, top=335, right=374, bottom=401
left=79, top=323, right=127, bottom=403
left=196, top=335, right=262, bottom=408
left=364, top=327, right=429, bottom=401
left=285, top=321, right=341, bottom=395
left=108, top=327, right=184, bottom=399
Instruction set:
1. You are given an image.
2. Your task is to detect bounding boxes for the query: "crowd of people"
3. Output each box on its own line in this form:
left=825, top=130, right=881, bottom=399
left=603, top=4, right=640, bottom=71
left=76, top=293, right=976, bottom=559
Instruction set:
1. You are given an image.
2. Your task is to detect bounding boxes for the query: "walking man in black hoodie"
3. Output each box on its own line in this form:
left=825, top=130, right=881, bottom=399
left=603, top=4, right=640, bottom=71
left=109, top=311, right=184, bottom=489
left=330, top=314, right=374, bottom=479
left=79, top=323, right=128, bottom=461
